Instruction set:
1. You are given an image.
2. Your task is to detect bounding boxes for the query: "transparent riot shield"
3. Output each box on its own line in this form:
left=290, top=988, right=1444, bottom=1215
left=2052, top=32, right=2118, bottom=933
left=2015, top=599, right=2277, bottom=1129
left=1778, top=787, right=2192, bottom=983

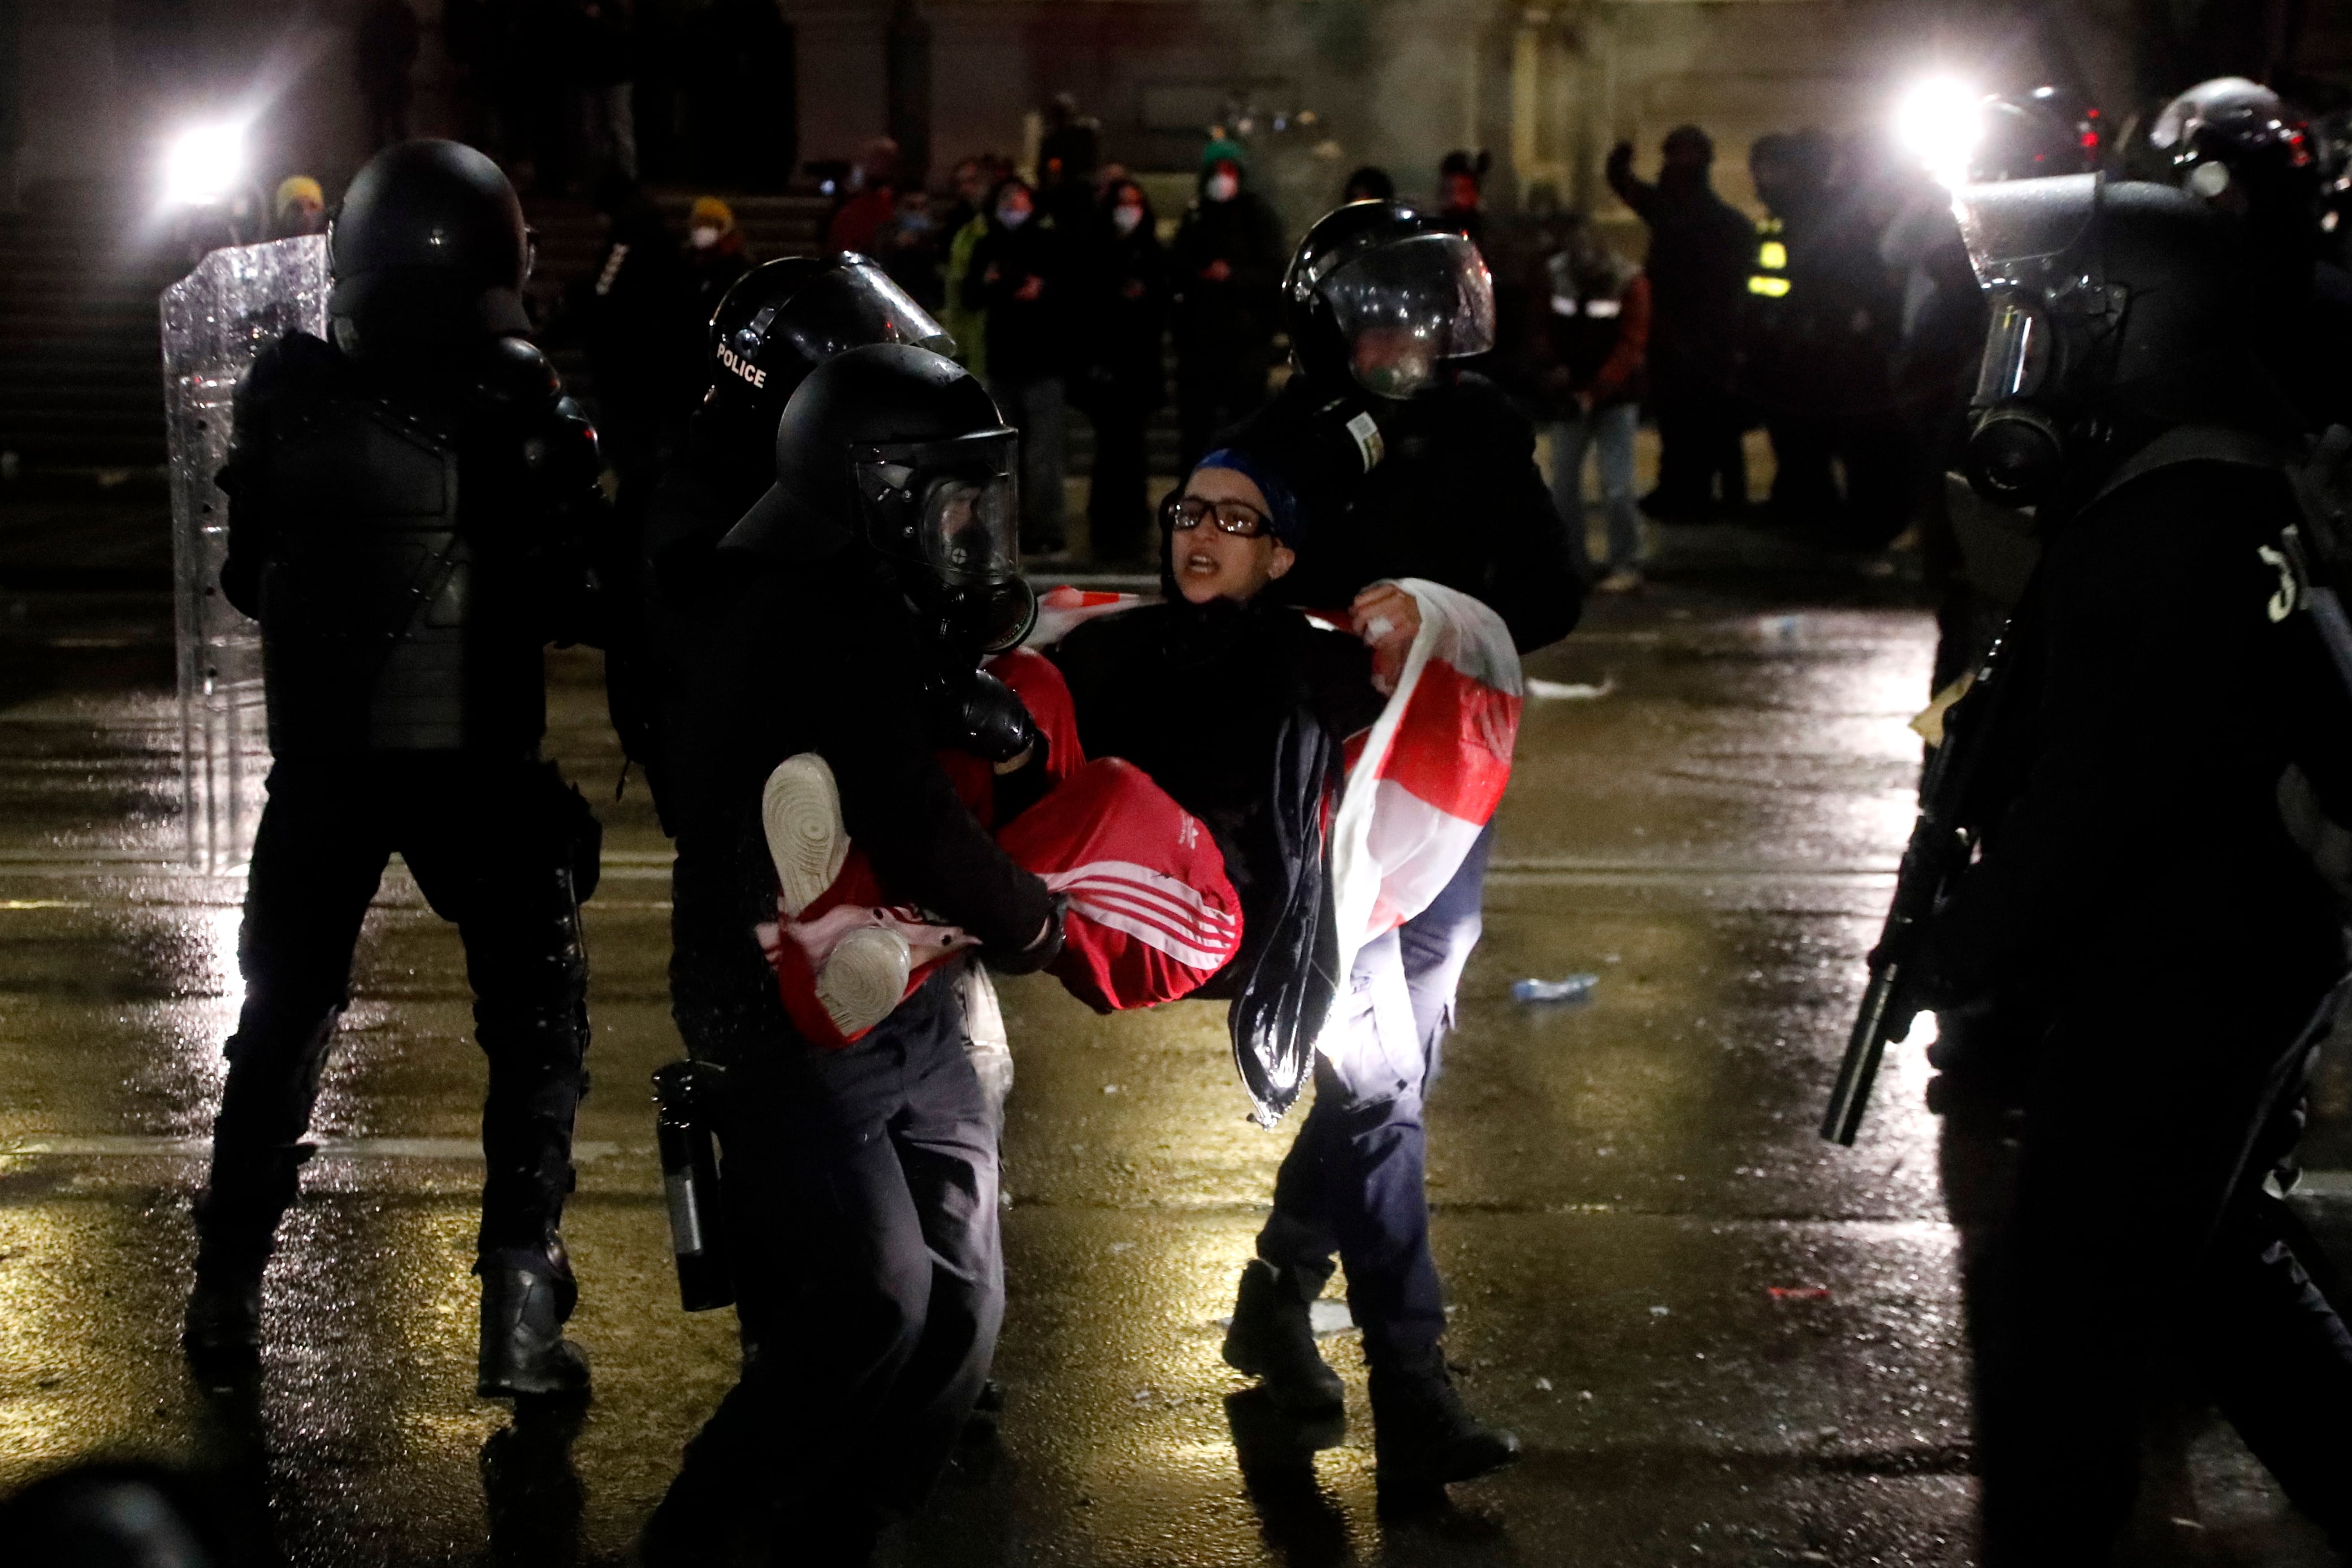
left=162, top=236, right=328, bottom=872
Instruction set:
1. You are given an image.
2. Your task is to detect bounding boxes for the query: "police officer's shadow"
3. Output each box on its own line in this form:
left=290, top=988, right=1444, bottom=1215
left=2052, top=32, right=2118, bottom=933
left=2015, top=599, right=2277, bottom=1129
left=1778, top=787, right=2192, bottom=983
left=479, top=1393, right=590, bottom=1568
left=1223, top=1388, right=1517, bottom=1567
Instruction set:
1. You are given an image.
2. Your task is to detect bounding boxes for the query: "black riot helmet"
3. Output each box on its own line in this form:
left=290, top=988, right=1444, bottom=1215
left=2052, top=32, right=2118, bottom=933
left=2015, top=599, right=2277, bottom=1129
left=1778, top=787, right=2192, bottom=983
left=724, top=344, right=1036, bottom=653
left=328, top=140, right=532, bottom=360
left=2148, top=76, right=2323, bottom=272
left=1284, top=201, right=1496, bottom=400
left=704, top=254, right=954, bottom=425
left=1955, top=173, right=2289, bottom=505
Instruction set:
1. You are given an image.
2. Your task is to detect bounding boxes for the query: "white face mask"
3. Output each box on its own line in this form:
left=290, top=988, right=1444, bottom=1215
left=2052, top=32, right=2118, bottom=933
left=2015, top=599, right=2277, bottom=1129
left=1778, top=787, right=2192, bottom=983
left=1112, top=204, right=1145, bottom=235
left=1205, top=171, right=1240, bottom=203
left=690, top=226, right=721, bottom=250
left=997, top=203, right=1030, bottom=229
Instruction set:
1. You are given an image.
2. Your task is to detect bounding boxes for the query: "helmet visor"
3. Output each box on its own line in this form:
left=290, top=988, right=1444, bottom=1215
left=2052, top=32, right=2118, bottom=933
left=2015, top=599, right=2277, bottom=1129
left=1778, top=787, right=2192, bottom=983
left=737, top=261, right=955, bottom=369
left=853, top=428, right=1020, bottom=586
left=1316, top=232, right=1496, bottom=397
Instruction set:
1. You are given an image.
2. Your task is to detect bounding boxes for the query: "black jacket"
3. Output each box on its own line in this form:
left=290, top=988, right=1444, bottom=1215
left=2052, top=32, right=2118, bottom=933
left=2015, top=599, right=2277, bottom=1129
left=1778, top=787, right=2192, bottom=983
left=1078, top=213, right=1170, bottom=409
left=1605, top=161, right=1755, bottom=388
left=219, top=330, right=605, bottom=756
left=1051, top=596, right=1379, bottom=918
left=1921, top=458, right=2352, bottom=1007
left=1227, top=372, right=1585, bottom=652
left=963, top=215, right=1070, bottom=382
left=1168, top=188, right=1285, bottom=358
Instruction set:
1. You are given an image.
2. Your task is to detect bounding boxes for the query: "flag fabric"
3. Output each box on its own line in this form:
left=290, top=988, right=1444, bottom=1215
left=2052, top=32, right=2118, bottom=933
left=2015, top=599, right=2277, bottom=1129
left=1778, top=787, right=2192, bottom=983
left=1028, top=584, right=1149, bottom=648
left=1319, top=578, right=1523, bottom=1043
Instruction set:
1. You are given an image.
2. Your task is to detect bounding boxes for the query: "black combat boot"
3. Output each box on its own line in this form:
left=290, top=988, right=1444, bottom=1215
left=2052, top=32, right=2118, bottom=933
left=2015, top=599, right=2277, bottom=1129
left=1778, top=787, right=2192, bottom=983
left=1222, top=1259, right=1346, bottom=1419
left=183, top=1259, right=265, bottom=1372
left=1368, top=1346, right=1521, bottom=1499
left=183, top=1144, right=309, bottom=1374
left=477, top=1244, right=591, bottom=1399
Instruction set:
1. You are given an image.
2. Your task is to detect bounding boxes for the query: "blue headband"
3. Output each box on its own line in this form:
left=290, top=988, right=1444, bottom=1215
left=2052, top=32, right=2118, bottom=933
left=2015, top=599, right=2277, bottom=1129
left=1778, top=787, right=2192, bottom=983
left=1192, top=447, right=1305, bottom=545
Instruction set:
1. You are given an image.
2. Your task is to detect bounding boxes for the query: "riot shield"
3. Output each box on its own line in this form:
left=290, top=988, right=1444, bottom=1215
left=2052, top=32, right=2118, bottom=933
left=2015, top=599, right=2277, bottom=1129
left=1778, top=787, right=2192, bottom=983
left=162, top=236, right=328, bottom=871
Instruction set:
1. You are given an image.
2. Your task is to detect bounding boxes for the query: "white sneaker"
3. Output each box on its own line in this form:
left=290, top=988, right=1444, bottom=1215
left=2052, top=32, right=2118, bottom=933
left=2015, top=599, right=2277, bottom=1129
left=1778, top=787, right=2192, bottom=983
left=761, top=753, right=849, bottom=918
left=817, top=925, right=915, bottom=1036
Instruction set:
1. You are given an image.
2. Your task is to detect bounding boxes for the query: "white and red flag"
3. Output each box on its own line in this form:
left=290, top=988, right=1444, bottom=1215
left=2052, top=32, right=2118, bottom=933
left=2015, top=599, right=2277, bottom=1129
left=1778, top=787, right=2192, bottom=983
left=1321, top=578, right=1523, bottom=1012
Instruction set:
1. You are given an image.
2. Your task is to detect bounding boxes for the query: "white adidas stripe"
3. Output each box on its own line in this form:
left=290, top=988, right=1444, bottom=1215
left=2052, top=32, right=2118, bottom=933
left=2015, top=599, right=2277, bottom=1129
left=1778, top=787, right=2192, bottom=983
left=1068, top=884, right=1241, bottom=955
left=1067, top=899, right=1236, bottom=971
left=1056, top=877, right=1240, bottom=937
left=1049, top=860, right=1238, bottom=931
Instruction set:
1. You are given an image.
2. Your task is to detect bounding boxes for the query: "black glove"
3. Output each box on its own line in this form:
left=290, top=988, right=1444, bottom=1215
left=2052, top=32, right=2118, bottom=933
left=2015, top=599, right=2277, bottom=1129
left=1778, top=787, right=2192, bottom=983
left=925, top=667, right=1040, bottom=766
left=985, top=891, right=1069, bottom=976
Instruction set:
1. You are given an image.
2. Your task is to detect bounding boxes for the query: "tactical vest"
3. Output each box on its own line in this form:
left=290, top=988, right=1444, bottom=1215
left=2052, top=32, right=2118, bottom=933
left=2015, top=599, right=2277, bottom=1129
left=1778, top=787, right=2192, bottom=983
left=250, top=392, right=545, bottom=755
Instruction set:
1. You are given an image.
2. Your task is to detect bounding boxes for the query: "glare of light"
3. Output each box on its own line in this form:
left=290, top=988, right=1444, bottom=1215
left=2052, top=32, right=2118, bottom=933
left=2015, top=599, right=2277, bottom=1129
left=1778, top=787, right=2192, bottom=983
left=164, top=122, right=246, bottom=206
left=1895, top=76, right=1983, bottom=188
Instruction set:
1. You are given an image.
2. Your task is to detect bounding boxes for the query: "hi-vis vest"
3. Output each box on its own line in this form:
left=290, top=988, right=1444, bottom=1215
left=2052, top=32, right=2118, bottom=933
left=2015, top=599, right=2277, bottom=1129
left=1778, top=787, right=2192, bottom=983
left=1748, top=216, right=1791, bottom=300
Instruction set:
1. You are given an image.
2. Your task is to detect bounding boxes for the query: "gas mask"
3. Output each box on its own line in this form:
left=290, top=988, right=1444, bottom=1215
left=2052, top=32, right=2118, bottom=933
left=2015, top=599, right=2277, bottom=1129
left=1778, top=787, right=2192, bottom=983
left=1955, top=174, right=2128, bottom=507
left=852, top=428, right=1037, bottom=656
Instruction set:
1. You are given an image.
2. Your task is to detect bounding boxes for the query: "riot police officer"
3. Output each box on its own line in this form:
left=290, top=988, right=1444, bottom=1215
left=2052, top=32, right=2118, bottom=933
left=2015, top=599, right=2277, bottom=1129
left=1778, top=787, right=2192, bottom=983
left=2148, top=75, right=2352, bottom=432
left=1216, top=201, right=1580, bottom=1504
left=624, top=252, right=953, bottom=827
left=1912, top=172, right=2352, bottom=1561
left=184, top=141, right=608, bottom=1398
left=640, top=344, right=1060, bottom=1565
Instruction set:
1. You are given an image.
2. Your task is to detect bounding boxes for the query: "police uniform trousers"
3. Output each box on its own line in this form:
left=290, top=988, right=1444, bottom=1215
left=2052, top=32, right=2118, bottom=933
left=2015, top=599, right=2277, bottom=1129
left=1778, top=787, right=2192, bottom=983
left=660, top=963, right=1002, bottom=1558
left=1255, top=822, right=1495, bottom=1366
left=195, top=755, right=591, bottom=1277
left=1978, top=955, right=2352, bottom=1563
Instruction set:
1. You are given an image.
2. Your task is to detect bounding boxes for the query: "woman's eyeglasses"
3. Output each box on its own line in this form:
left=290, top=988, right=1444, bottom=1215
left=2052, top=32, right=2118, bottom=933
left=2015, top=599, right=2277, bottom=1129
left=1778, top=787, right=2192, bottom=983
left=1164, top=493, right=1272, bottom=539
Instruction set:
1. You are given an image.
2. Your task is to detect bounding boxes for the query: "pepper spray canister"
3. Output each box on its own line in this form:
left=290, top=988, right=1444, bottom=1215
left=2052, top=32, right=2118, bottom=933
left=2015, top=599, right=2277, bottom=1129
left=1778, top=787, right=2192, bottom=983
left=652, top=1060, right=733, bottom=1311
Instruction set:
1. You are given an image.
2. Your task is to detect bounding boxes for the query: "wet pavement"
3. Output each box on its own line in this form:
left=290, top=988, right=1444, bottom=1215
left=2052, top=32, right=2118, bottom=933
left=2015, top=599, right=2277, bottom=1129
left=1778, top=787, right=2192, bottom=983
left=2, top=532, right=2349, bottom=1566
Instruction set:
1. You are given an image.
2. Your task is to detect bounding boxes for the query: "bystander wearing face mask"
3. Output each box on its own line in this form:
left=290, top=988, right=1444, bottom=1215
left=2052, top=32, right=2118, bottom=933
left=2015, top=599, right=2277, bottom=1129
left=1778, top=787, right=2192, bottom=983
left=997, top=200, right=1030, bottom=230
left=1206, top=171, right=1240, bottom=203
left=1113, top=203, right=1145, bottom=236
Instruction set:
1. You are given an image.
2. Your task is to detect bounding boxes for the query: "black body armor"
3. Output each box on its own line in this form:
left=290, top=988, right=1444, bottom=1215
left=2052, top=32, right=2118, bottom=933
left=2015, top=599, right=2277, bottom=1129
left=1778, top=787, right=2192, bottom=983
left=220, top=331, right=603, bottom=755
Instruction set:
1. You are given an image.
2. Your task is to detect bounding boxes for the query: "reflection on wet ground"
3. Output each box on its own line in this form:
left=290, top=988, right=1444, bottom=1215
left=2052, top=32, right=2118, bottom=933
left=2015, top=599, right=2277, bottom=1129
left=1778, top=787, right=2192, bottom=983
left=1, top=553, right=2346, bottom=1565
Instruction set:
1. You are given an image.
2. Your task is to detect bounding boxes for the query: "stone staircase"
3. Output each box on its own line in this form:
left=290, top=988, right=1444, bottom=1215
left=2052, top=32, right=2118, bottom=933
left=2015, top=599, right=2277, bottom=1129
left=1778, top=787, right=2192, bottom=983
left=0, top=190, right=191, bottom=474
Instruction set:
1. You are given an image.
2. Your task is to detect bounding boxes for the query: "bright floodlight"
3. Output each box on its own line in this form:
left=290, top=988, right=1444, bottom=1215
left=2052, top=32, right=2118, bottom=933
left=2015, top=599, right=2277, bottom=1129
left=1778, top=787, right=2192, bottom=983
left=1895, top=76, right=1983, bottom=187
left=165, top=122, right=246, bottom=206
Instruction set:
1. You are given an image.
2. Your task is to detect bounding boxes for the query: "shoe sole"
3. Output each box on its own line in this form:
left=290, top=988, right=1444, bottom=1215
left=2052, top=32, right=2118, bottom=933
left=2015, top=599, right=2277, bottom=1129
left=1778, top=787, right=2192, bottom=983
left=818, top=926, right=913, bottom=1035
left=761, top=754, right=849, bottom=918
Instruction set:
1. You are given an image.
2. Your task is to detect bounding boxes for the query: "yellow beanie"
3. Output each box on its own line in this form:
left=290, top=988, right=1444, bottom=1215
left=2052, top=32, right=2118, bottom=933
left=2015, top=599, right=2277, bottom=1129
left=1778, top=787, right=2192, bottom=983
left=275, top=175, right=325, bottom=215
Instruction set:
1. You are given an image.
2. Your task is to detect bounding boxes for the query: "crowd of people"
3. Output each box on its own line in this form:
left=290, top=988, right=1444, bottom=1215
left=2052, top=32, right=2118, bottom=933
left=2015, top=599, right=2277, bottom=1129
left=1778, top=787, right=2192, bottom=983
left=775, top=117, right=1296, bottom=563
left=324, top=6, right=2048, bottom=591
